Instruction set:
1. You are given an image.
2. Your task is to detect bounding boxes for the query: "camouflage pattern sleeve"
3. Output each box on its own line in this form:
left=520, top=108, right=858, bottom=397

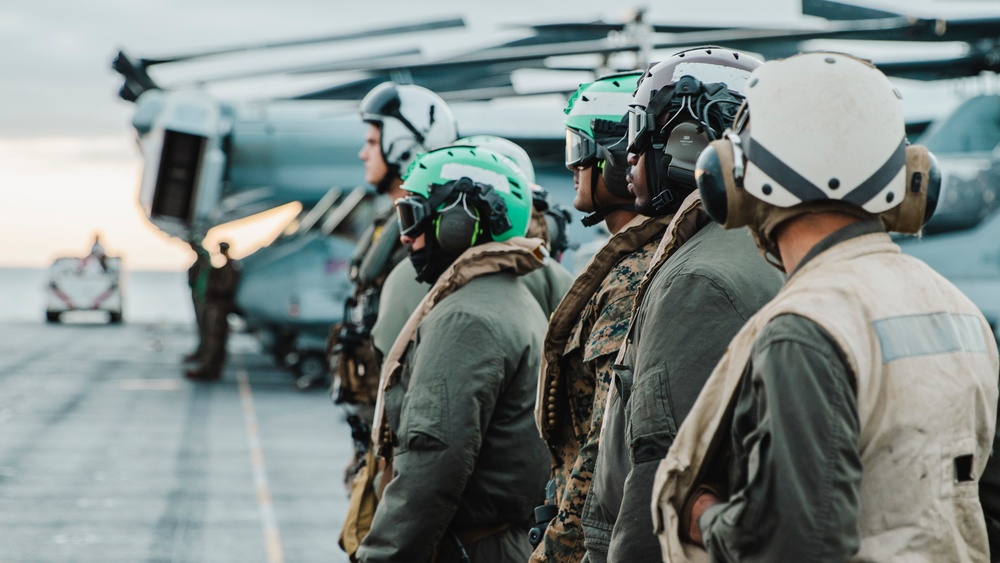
left=531, top=351, right=617, bottom=563
left=531, top=243, right=655, bottom=563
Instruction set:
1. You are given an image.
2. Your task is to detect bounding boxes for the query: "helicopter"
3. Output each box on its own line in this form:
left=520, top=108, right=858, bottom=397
left=112, top=0, right=1000, bottom=377
left=896, top=92, right=1000, bottom=337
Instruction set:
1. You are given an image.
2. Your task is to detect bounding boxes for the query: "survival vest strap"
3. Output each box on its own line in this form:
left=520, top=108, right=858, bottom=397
left=338, top=238, right=548, bottom=560
left=599, top=192, right=710, bottom=438
left=535, top=214, right=671, bottom=440
left=372, top=236, right=549, bottom=452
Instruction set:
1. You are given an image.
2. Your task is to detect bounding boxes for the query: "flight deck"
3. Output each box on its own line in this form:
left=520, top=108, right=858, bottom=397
left=0, top=320, right=352, bottom=563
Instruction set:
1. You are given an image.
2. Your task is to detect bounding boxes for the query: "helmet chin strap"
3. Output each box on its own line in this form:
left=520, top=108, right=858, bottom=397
left=646, top=142, right=693, bottom=216
left=375, top=164, right=401, bottom=195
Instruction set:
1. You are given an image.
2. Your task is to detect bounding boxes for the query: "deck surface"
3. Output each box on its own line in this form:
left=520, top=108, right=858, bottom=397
left=0, top=319, right=352, bottom=563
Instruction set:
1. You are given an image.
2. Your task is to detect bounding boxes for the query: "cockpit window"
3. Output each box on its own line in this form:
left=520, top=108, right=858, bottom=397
left=920, top=96, right=1000, bottom=155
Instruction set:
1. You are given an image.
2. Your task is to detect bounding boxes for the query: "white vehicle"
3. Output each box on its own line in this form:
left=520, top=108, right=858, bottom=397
left=45, top=255, right=124, bottom=323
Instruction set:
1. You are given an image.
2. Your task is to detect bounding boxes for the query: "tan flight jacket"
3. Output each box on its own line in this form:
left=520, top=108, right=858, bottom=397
left=651, top=232, right=1000, bottom=562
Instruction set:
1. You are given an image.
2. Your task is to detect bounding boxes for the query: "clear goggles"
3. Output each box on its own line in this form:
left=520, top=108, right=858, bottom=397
left=626, top=106, right=652, bottom=155
left=395, top=196, right=432, bottom=239
left=565, top=129, right=599, bottom=169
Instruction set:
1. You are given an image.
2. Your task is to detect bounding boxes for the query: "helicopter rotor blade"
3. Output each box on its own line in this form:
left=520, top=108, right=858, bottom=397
left=287, top=16, right=918, bottom=78
left=171, top=47, right=424, bottom=86
left=802, top=0, right=901, bottom=21
left=112, top=50, right=159, bottom=102
left=137, top=17, right=465, bottom=67
left=875, top=51, right=1000, bottom=80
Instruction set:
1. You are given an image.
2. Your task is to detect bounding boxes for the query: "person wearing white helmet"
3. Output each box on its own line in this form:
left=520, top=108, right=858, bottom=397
left=652, top=52, right=997, bottom=563
left=330, top=82, right=458, bottom=484
left=581, top=48, right=784, bottom=563
left=528, top=71, right=673, bottom=563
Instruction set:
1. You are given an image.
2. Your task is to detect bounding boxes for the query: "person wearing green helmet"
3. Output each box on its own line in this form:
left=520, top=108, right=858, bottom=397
left=356, top=146, right=550, bottom=562
left=584, top=48, right=783, bottom=562
left=369, top=136, right=574, bottom=366
left=329, top=82, right=458, bottom=492
left=528, top=72, right=672, bottom=563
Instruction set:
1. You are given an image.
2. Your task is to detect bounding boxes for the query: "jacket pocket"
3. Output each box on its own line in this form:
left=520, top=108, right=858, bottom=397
left=397, top=378, right=449, bottom=452
left=627, top=362, right=678, bottom=464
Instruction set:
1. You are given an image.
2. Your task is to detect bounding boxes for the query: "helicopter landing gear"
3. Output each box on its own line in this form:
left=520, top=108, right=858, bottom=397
left=295, top=351, right=330, bottom=391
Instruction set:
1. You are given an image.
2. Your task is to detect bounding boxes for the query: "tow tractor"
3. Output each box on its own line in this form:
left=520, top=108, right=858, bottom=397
left=45, top=254, right=124, bottom=323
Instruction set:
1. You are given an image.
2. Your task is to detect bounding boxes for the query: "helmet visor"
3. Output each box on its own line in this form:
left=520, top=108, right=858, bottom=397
left=565, top=129, right=599, bottom=170
left=395, top=196, right=431, bottom=239
left=626, top=107, right=650, bottom=154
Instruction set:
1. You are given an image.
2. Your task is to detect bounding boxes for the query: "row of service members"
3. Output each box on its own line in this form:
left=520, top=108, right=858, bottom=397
left=330, top=48, right=1000, bottom=563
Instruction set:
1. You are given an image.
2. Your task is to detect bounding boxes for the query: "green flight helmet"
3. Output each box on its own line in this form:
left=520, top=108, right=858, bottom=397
left=456, top=135, right=536, bottom=184
left=399, top=145, right=532, bottom=252
left=564, top=71, right=642, bottom=170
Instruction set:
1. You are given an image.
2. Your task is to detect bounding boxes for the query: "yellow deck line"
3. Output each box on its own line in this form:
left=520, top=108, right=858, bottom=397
left=236, top=358, right=286, bottom=563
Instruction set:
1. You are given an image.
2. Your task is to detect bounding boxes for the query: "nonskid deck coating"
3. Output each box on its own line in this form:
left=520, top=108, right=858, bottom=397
left=0, top=321, right=352, bottom=563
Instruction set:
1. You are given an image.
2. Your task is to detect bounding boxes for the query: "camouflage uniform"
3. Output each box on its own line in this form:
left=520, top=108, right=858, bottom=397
left=532, top=215, right=669, bottom=562
left=186, top=243, right=211, bottom=358
left=193, top=255, right=240, bottom=379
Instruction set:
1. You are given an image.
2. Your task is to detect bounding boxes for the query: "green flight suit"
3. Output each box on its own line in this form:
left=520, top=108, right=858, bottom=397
left=358, top=272, right=550, bottom=563
left=583, top=218, right=783, bottom=562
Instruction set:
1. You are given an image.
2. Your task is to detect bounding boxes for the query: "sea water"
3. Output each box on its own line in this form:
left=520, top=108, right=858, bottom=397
left=0, top=268, right=192, bottom=324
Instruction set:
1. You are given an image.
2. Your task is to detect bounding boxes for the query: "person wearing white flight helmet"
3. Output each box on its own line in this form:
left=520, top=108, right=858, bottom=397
left=329, top=82, right=457, bottom=484
left=582, top=47, right=783, bottom=562
left=652, top=52, right=997, bottom=563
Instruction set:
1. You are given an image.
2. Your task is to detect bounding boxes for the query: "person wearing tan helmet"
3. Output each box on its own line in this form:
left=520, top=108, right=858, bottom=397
left=652, top=52, right=997, bottom=562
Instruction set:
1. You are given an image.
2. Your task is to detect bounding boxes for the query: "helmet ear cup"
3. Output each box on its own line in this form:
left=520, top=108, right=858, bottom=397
left=695, top=138, right=761, bottom=229
left=663, top=122, right=709, bottom=189
left=698, top=138, right=942, bottom=234
left=878, top=145, right=940, bottom=233
left=434, top=203, right=480, bottom=255
left=695, top=142, right=730, bottom=225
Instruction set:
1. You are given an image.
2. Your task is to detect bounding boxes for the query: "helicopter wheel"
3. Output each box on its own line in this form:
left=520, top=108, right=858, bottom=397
left=295, top=352, right=331, bottom=391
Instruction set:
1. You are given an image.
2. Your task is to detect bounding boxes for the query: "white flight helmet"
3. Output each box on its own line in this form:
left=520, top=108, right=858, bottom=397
left=741, top=52, right=907, bottom=213
left=696, top=52, right=941, bottom=235
left=359, top=82, right=458, bottom=177
left=456, top=135, right=536, bottom=183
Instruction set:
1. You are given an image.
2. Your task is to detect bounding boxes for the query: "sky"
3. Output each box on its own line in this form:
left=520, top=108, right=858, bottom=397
left=0, top=0, right=993, bottom=270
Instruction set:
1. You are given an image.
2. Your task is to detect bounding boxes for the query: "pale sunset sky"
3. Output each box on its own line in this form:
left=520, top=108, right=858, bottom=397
left=0, top=0, right=987, bottom=270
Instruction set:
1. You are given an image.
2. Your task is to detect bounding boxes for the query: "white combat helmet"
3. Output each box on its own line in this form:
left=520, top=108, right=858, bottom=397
left=740, top=52, right=907, bottom=214
left=456, top=135, right=536, bottom=183
left=359, top=82, right=458, bottom=175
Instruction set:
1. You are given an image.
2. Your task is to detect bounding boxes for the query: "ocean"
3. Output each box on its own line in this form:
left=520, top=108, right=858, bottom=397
left=0, top=267, right=193, bottom=324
